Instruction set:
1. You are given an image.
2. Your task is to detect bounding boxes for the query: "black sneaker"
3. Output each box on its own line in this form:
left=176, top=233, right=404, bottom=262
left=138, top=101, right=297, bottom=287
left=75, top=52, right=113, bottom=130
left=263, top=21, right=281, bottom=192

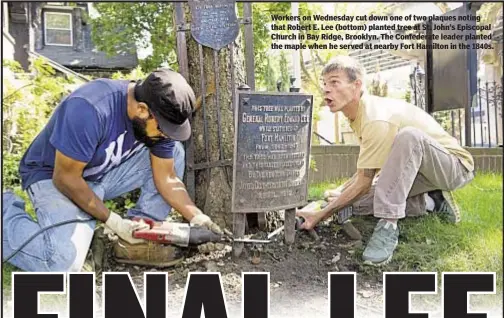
left=428, top=190, right=461, bottom=224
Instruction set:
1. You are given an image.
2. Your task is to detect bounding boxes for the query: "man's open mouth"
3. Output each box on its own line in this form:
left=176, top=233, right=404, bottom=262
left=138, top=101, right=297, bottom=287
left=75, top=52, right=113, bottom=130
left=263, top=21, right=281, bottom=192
left=324, top=98, right=333, bottom=105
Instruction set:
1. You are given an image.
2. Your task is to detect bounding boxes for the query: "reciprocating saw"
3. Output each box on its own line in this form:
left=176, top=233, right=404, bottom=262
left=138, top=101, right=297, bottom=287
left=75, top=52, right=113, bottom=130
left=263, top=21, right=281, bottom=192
left=131, top=218, right=271, bottom=247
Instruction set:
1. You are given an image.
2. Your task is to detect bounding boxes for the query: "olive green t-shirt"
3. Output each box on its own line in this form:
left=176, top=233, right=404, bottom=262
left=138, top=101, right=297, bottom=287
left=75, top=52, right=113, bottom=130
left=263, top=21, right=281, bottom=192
left=350, top=92, right=474, bottom=172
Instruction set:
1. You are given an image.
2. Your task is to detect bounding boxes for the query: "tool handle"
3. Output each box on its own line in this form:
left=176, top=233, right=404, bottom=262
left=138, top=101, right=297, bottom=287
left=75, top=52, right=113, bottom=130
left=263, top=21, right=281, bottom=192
left=295, top=217, right=320, bottom=241
left=131, top=217, right=155, bottom=228
left=295, top=217, right=304, bottom=230
left=188, top=226, right=223, bottom=245
left=132, top=221, right=191, bottom=247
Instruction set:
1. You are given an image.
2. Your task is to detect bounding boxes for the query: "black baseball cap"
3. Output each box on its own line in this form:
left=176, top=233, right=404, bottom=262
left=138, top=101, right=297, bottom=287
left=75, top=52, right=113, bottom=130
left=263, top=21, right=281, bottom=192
left=134, top=68, right=195, bottom=141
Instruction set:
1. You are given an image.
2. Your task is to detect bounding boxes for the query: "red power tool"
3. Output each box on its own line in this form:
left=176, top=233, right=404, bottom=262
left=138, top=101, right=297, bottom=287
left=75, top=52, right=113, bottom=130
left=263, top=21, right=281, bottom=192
left=131, top=217, right=222, bottom=247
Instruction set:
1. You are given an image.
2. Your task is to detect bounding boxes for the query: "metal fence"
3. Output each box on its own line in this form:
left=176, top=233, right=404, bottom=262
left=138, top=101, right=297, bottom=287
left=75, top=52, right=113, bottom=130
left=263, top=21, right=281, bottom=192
left=409, top=62, right=503, bottom=148
left=174, top=2, right=265, bottom=255
left=174, top=2, right=255, bottom=200
left=472, top=79, right=502, bottom=147
left=431, top=80, right=503, bottom=148
left=410, top=63, right=426, bottom=111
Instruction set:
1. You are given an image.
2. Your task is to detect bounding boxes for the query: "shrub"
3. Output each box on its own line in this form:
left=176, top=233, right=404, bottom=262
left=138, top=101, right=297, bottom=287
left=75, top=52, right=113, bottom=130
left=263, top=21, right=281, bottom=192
left=2, top=60, right=148, bottom=215
left=2, top=58, right=76, bottom=190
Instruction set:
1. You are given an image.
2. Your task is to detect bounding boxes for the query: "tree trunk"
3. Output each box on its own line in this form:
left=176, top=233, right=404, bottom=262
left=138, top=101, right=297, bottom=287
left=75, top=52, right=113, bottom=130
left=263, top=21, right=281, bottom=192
left=182, top=3, right=246, bottom=230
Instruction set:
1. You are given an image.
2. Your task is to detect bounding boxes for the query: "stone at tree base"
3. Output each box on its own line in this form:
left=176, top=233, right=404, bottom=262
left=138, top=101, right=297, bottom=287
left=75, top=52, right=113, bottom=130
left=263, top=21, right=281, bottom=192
left=204, top=261, right=219, bottom=272
left=251, top=255, right=261, bottom=265
left=341, top=221, right=362, bottom=240
left=88, top=227, right=107, bottom=274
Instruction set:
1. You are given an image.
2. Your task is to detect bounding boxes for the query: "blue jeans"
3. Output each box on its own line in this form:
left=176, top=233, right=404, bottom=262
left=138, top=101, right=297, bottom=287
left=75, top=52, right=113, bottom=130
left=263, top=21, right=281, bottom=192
left=2, top=142, right=185, bottom=272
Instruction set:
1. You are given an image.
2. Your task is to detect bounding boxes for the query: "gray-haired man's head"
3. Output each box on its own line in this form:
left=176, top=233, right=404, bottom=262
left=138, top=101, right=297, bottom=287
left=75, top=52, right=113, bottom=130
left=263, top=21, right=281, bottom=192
left=321, top=56, right=366, bottom=113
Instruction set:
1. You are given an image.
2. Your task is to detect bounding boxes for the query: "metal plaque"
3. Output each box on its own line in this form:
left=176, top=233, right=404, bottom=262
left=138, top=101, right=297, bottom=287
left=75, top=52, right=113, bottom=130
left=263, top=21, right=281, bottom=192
left=189, top=0, right=239, bottom=50
left=232, top=92, right=314, bottom=213
left=431, top=5, right=474, bottom=112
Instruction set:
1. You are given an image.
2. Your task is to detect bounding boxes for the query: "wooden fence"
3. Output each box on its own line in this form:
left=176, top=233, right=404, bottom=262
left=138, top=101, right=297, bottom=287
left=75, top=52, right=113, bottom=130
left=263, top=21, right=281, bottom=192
left=309, top=145, right=503, bottom=183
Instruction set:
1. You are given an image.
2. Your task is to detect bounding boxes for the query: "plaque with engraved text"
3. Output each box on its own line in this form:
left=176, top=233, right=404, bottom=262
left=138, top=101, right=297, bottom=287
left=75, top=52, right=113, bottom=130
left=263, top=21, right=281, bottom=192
left=232, top=92, right=313, bottom=213
left=189, top=0, right=239, bottom=50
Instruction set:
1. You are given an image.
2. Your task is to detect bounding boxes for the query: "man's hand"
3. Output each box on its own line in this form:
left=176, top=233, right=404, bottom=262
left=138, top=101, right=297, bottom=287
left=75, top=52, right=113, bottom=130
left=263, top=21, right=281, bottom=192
left=313, top=169, right=376, bottom=223
left=295, top=210, right=323, bottom=230
left=295, top=201, right=330, bottom=230
left=104, top=212, right=150, bottom=244
left=190, top=214, right=223, bottom=235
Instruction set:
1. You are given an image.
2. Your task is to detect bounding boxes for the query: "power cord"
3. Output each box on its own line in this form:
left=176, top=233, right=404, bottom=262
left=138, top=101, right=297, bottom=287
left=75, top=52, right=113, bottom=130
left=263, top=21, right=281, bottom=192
left=3, top=218, right=93, bottom=264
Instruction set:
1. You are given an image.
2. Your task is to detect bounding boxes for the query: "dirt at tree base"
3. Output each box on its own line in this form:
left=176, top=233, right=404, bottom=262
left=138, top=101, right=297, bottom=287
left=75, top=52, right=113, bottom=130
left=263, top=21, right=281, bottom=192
left=3, top=218, right=502, bottom=318
left=77, top=219, right=396, bottom=317
left=99, top=218, right=383, bottom=300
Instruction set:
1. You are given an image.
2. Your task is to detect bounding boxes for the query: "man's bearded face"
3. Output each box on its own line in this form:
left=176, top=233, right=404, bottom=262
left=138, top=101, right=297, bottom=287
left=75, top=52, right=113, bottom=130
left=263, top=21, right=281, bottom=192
left=132, top=116, right=164, bottom=147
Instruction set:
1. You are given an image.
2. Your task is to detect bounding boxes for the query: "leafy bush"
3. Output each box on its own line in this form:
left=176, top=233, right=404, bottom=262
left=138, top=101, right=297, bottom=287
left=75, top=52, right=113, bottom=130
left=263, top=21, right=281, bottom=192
left=2, top=59, right=146, bottom=215
left=309, top=154, right=317, bottom=172
left=368, top=77, right=389, bottom=97
left=110, top=66, right=147, bottom=81
left=404, top=89, right=411, bottom=103
left=3, top=58, right=76, bottom=189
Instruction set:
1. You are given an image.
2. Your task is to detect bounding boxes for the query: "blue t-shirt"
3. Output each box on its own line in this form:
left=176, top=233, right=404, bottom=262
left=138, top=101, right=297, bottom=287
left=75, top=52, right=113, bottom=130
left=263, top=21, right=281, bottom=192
left=19, top=79, right=176, bottom=190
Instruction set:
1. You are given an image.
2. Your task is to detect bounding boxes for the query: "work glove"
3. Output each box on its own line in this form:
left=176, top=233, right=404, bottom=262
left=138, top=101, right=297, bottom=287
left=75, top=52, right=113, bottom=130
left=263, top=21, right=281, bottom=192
left=104, top=212, right=149, bottom=244
left=190, top=214, right=223, bottom=235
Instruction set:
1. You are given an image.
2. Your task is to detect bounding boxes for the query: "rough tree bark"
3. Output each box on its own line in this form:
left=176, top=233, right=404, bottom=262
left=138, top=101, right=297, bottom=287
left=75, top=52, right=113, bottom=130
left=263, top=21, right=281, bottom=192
left=181, top=3, right=246, bottom=231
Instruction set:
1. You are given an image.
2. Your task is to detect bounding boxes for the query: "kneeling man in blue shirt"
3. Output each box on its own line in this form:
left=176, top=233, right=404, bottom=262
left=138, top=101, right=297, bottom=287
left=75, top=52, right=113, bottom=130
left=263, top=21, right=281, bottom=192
left=3, top=68, right=220, bottom=271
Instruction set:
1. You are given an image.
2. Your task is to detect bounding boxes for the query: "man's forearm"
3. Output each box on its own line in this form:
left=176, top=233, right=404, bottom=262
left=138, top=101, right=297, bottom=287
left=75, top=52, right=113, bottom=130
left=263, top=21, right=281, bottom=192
left=157, top=177, right=201, bottom=221
left=53, top=175, right=110, bottom=222
left=338, top=173, right=358, bottom=192
left=320, top=180, right=369, bottom=220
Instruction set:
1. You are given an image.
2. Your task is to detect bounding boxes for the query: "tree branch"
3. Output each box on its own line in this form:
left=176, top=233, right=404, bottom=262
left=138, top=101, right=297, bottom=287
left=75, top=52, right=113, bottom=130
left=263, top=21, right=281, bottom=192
left=300, top=51, right=322, bottom=96
left=310, top=50, right=324, bottom=96
left=3, top=84, right=35, bottom=101
left=434, top=2, right=450, bottom=14
left=314, top=51, right=325, bottom=66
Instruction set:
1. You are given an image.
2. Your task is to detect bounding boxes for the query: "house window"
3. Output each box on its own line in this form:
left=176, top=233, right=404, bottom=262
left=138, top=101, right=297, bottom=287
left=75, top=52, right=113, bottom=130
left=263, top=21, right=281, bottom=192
left=44, top=12, right=72, bottom=46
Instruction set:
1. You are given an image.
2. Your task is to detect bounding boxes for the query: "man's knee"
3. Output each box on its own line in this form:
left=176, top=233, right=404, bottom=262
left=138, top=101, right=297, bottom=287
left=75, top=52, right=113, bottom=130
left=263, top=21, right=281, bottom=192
left=389, top=127, right=426, bottom=153
left=136, top=146, right=153, bottom=169
left=395, top=127, right=423, bottom=144
left=175, top=140, right=185, bottom=154
left=2, top=192, right=26, bottom=219
left=34, top=203, right=95, bottom=271
left=50, top=225, right=94, bottom=272
left=174, top=141, right=185, bottom=160
left=48, top=242, right=80, bottom=271
left=173, top=141, right=186, bottom=178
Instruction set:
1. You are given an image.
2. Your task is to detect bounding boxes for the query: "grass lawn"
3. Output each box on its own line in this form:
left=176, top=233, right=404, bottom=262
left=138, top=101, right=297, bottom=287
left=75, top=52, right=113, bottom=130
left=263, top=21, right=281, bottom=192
left=309, top=173, right=503, bottom=302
